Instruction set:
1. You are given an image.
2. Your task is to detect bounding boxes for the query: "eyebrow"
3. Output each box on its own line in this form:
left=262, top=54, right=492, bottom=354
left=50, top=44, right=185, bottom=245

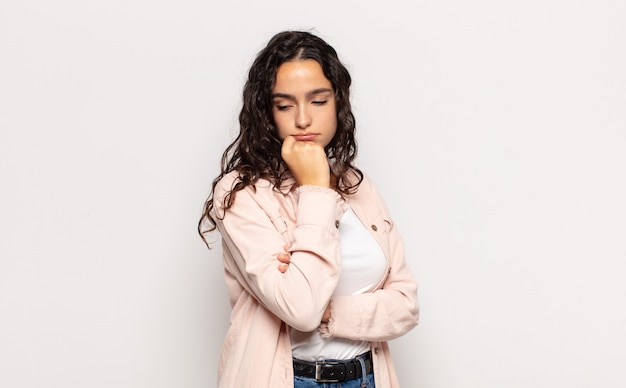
left=271, top=88, right=333, bottom=100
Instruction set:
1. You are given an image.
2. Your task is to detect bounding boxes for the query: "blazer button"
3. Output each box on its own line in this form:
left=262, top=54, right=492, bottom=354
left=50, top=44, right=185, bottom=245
left=335, top=220, right=340, bottom=228
left=371, top=224, right=378, bottom=231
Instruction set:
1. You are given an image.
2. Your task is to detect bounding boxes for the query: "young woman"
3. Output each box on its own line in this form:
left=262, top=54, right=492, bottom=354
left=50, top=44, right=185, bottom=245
left=198, top=30, right=419, bottom=388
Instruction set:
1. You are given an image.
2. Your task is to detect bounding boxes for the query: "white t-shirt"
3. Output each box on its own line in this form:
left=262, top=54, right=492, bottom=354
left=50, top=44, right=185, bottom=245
left=290, top=205, right=387, bottom=360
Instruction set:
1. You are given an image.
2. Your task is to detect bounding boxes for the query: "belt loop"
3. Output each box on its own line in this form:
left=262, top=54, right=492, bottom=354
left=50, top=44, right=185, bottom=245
left=356, top=354, right=368, bottom=388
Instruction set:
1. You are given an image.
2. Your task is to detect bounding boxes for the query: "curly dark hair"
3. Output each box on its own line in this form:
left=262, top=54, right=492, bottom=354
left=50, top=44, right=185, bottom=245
left=198, top=30, right=363, bottom=247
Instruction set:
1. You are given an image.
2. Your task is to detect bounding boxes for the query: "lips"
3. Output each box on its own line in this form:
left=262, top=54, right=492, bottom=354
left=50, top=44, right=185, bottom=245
left=293, top=133, right=318, bottom=141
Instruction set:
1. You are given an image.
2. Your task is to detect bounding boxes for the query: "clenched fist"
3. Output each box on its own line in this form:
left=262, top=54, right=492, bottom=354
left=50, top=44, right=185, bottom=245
left=281, top=135, right=331, bottom=188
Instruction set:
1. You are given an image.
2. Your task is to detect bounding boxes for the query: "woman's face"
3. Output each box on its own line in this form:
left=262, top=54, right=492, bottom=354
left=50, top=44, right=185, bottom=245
left=271, top=59, right=337, bottom=148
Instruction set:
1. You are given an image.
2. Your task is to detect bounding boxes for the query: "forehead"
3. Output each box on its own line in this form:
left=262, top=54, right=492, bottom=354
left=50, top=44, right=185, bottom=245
left=273, top=59, right=332, bottom=92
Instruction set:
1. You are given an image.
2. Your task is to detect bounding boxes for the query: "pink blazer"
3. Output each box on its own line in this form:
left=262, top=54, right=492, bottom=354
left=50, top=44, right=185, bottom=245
left=212, top=170, right=419, bottom=387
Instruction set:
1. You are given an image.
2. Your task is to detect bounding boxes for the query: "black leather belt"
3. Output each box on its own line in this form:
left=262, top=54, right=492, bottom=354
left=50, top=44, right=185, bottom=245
left=293, top=351, right=373, bottom=383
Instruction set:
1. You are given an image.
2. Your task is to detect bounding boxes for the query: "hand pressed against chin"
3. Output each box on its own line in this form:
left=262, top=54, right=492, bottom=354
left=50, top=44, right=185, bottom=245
left=281, top=135, right=330, bottom=188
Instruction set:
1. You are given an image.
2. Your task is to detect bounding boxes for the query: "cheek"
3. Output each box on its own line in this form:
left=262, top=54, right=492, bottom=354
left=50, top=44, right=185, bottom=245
left=272, top=114, right=288, bottom=140
left=326, top=113, right=338, bottom=134
left=328, top=103, right=338, bottom=129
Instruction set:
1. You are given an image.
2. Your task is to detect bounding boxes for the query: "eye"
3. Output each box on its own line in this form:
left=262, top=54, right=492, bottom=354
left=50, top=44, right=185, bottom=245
left=312, top=100, right=327, bottom=106
left=275, top=104, right=292, bottom=111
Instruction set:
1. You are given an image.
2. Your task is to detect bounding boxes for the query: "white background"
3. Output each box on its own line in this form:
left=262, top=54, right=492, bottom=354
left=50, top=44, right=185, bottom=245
left=1, top=0, right=625, bottom=387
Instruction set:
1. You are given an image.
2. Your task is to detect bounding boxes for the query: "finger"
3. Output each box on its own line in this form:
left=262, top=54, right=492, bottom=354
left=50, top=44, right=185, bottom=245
left=281, top=136, right=296, bottom=157
left=277, top=253, right=291, bottom=264
left=278, top=263, right=288, bottom=273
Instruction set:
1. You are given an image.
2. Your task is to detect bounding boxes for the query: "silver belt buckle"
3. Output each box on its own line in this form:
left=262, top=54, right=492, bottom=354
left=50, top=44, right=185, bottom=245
left=315, top=361, right=341, bottom=383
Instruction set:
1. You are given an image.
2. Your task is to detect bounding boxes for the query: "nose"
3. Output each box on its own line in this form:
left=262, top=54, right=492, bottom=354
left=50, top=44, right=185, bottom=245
left=295, top=105, right=311, bottom=129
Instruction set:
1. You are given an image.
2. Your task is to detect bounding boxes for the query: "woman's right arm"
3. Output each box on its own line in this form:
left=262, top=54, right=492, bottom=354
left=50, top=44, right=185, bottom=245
left=215, top=179, right=343, bottom=332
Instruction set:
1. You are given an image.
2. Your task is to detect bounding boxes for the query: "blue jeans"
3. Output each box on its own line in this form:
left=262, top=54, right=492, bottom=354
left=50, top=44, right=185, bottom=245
left=293, top=353, right=375, bottom=388
left=294, top=372, right=375, bottom=388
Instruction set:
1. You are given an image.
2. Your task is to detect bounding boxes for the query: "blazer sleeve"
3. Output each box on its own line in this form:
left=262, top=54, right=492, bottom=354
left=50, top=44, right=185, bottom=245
left=319, top=178, right=419, bottom=342
left=215, top=177, right=344, bottom=333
